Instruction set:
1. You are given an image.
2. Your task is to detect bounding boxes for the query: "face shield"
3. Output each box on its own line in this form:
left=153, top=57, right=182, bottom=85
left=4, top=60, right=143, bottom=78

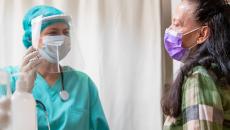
left=31, top=14, right=84, bottom=73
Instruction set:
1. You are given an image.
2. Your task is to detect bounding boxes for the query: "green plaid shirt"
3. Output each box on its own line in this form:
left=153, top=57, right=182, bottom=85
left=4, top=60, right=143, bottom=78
left=163, top=66, right=230, bottom=130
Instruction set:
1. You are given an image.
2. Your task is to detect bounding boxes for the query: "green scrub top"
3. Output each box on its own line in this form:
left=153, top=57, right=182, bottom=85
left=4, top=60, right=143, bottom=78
left=3, top=66, right=110, bottom=130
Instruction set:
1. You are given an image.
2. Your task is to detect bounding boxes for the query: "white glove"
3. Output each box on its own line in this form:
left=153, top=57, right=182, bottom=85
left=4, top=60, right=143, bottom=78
left=0, top=97, right=11, bottom=129
left=20, top=47, right=42, bottom=92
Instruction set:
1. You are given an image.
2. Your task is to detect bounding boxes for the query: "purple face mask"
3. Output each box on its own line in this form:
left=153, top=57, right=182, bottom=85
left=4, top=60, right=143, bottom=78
left=164, top=28, right=200, bottom=61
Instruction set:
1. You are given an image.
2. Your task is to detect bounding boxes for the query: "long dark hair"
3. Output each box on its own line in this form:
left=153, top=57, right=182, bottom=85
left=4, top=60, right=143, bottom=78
left=162, top=0, right=230, bottom=117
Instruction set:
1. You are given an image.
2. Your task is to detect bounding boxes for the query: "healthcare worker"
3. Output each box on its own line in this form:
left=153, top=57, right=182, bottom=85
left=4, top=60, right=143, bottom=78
left=161, top=0, right=230, bottom=130
left=0, top=5, right=109, bottom=130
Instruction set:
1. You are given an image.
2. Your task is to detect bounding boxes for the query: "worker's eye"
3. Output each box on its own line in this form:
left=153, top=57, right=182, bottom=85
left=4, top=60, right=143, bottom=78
left=47, top=31, right=59, bottom=36
left=63, top=30, right=70, bottom=36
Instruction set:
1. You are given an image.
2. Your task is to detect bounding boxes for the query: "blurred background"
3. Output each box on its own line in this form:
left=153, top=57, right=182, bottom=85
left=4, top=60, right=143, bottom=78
left=0, top=0, right=183, bottom=130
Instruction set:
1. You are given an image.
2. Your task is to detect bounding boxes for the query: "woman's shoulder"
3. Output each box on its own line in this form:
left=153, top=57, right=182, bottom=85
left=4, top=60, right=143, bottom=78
left=63, top=66, right=99, bottom=95
left=63, top=66, right=95, bottom=83
left=185, top=65, right=215, bottom=82
left=189, top=65, right=211, bottom=77
left=63, top=66, right=88, bottom=76
left=3, top=66, right=20, bottom=74
left=1, top=66, right=20, bottom=92
left=2, top=66, right=20, bottom=81
left=183, top=65, right=218, bottom=90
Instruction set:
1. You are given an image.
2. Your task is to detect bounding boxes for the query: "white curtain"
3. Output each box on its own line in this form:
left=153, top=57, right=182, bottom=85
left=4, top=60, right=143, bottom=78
left=0, top=0, right=163, bottom=130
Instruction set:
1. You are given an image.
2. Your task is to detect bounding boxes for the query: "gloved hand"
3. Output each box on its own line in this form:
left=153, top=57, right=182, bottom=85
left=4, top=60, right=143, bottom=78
left=0, top=47, right=41, bottom=129
left=0, top=97, right=11, bottom=130
left=20, top=47, right=42, bottom=92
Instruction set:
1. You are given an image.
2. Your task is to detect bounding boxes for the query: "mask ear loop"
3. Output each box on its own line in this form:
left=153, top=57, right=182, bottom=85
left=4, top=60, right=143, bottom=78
left=183, top=27, right=203, bottom=49
left=189, top=25, right=210, bottom=49
left=183, top=27, right=202, bottom=36
left=188, top=42, right=198, bottom=49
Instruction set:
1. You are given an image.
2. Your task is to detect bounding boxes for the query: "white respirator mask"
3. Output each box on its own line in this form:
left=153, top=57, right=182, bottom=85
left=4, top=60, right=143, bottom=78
left=39, top=35, right=71, bottom=63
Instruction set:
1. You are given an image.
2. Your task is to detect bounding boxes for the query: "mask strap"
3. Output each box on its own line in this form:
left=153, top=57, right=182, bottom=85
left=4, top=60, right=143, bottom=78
left=189, top=42, right=198, bottom=49
left=184, top=26, right=204, bottom=49
left=183, top=27, right=201, bottom=36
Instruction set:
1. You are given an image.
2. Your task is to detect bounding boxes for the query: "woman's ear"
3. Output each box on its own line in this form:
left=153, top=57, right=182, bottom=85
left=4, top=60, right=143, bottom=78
left=197, top=26, right=210, bottom=44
